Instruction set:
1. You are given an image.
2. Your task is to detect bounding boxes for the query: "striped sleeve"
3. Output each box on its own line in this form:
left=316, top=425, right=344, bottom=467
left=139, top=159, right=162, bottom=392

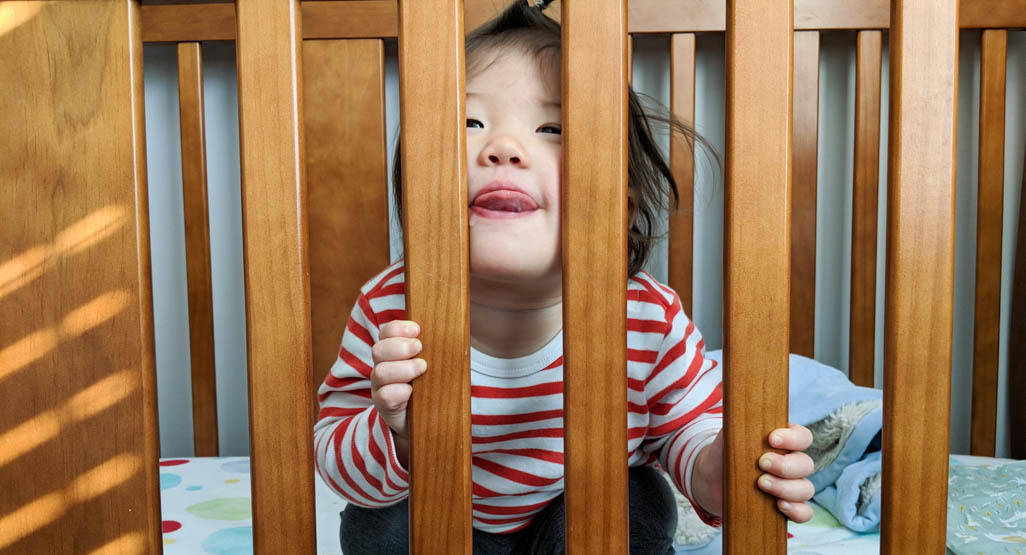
left=313, top=264, right=410, bottom=507
left=639, top=282, right=723, bottom=527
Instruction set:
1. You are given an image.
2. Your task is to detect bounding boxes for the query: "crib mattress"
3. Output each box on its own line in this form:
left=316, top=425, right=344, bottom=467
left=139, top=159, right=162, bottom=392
left=157, top=455, right=1015, bottom=554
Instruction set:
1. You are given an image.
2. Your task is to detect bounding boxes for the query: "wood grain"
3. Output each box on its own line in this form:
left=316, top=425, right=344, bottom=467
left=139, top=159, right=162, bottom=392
left=849, top=30, right=882, bottom=388
left=177, top=41, right=219, bottom=457
left=960, top=0, right=1026, bottom=28
left=669, top=33, right=696, bottom=315
left=142, top=2, right=236, bottom=42
left=235, top=1, right=317, bottom=552
left=0, top=1, right=161, bottom=552
left=971, top=29, right=1006, bottom=457
left=723, top=0, right=792, bottom=553
left=140, top=0, right=1026, bottom=42
left=789, top=31, right=819, bottom=359
left=303, top=39, right=390, bottom=418
left=396, top=1, right=473, bottom=553
left=881, top=0, right=958, bottom=552
left=1011, top=142, right=1026, bottom=460
left=561, top=2, right=630, bottom=552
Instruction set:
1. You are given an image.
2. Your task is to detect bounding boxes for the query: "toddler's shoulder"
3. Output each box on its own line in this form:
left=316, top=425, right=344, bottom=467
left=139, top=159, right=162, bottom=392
left=360, top=259, right=406, bottom=298
left=627, top=271, right=681, bottom=316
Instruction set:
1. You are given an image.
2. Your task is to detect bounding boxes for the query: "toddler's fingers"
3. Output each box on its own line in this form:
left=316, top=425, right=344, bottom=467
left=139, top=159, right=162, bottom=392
left=777, top=500, right=814, bottom=523
left=379, top=320, right=421, bottom=340
left=371, top=359, right=427, bottom=390
left=371, top=336, right=423, bottom=365
left=373, top=382, right=413, bottom=414
left=757, top=474, right=816, bottom=504
left=758, top=451, right=814, bottom=480
left=768, top=423, right=814, bottom=451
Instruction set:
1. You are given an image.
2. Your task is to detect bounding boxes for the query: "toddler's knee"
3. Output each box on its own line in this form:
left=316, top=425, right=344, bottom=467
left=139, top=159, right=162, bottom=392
left=628, top=466, right=678, bottom=554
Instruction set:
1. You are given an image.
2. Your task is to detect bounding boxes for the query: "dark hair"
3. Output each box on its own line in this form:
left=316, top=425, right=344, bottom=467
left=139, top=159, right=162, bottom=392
left=391, top=0, right=718, bottom=277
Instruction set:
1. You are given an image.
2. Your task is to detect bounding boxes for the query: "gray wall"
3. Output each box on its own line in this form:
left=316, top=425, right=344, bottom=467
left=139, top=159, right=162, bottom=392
left=143, top=31, right=1025, bottom=459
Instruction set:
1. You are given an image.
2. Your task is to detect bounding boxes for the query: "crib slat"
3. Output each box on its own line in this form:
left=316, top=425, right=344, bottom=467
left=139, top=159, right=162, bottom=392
left=723, top=1, right=791, bottom=553
left=849, top=30, right=882, bottom=388
left=235, top=1, right=317, bottom=552
left=1011, top=144, right=1026, bottom=460
left=971, top=29, right=1006, bottom=457
left=0, top=2, right=162, bottom=552
left=561, top=1, right=630, bottom=552
left=303, top=39, right=390, bottom=417
left=669, top=33, right=696, bottom=315
left=396, top=1, right=473, bottom=553
left=177, top=41, right=220, bottom=457
left=790, top=31, right=819, bottom=359
left=881, top=0, right=958, bottom=552
left=628, top=34, right=634, bottom=83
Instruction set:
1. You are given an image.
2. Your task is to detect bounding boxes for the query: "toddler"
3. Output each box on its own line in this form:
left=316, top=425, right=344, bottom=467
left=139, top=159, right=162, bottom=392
left=314, top=2, right=815, bottom=553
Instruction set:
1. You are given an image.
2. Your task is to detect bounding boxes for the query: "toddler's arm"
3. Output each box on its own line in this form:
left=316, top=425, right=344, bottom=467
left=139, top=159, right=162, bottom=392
left=314, top=290, right=422, bottom=507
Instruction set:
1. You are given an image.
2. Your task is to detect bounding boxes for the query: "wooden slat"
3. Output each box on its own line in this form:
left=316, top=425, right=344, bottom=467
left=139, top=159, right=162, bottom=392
left=561, top=1, right=630, bottom=553
left=235, top=1, right=316, bottom=552
left=1011, top=143, right=1026, bottom=460
left=143, top=3, right=236, bottom=42
left=304, top=1, right=397, bottom=40
left=177, top=41, right=219, bottom=457
left=971, top=29, right=1007, bottom=457
left=140, top=0, right=1026, bottom=42
left=396, top=1, right=473, bottom=553
left=789, top=31, right=819, bottom=359
left=849, top=30, right=882, bottom=388
left=628, top=34, right=633, bottom=84
left=723, top=0, right=791, bottom=553
left=303, top=39, right=390, bottom=417
left=960, top=0, right=1026, bottom=29
left=0, top=2, right=161, bottom=553
left=669, top=33, right=696, bottom=315
left=881, top=0, right=958, bottom=552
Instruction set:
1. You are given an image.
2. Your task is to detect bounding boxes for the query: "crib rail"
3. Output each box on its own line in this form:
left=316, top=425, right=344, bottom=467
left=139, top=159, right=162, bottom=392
left=668, top=34, right=696, bottom=314
left=0, top=2, right=163, bottom=553
left=972, top=29, right=1008, bottom=457
left=176, top=41, right=220, bottom=457
left=559, top=1, right=632, bottom=551
left=396, top=1, right=474, bottom=552
left=722, top=1, right=793, bottom=550
left=881, top=1, right=959, bottom=552
left=849, top=30, right=884, bottom=388
left=234, top=1, right=317, bottom=552
left=139, top=0, right=1026, bottom=43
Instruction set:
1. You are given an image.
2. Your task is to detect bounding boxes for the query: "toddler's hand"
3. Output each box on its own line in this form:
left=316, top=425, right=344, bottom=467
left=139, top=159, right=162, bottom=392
left=757, top=423, right=816, bottom=523
left=370, top=320, right=426, bottom=440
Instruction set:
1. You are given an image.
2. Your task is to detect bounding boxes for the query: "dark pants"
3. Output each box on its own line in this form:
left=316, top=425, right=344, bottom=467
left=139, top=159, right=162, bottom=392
left=339, top=465, right=678, bottom=555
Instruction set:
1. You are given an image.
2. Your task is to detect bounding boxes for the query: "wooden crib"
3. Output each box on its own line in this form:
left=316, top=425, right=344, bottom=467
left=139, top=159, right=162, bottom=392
left=2, top=0, right=1024, bottom=553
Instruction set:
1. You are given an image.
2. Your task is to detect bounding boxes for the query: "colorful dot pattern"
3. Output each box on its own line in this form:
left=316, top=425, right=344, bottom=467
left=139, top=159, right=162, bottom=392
left=159, top=455, right=1007, bottom=554
left=159, top=457, right=348, bottom=554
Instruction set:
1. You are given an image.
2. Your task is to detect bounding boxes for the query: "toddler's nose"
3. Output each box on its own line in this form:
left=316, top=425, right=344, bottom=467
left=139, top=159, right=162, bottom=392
left=479, top=135, right=529, bottom=167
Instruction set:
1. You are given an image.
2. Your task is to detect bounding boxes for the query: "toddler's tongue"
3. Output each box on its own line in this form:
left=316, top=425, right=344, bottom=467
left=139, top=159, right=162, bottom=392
left=473, top=190, right=538, bottom=212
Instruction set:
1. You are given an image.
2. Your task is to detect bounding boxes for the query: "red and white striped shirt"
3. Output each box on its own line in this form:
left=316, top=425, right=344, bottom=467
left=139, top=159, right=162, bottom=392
left=314, top=261, right=723, bottom=533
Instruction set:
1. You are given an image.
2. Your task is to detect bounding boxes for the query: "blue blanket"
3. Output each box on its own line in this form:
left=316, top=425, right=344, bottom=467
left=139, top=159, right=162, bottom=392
left=705, top=350, right=883, bottom=532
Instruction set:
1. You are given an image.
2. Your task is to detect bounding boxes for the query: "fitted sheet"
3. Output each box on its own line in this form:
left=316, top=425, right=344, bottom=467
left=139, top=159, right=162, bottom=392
left=158, top=454, right=1016, bottom=554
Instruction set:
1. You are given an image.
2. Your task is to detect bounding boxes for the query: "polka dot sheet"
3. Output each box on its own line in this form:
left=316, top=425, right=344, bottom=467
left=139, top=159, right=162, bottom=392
left=159, top=457, right=347, bottom=555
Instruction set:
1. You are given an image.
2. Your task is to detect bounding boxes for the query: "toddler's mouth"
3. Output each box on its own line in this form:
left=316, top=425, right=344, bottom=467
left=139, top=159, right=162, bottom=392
left=471, top=189, right=538, bottom=217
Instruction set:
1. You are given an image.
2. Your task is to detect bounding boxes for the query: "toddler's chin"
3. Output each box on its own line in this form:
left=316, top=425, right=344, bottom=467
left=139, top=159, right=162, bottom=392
left=469, top=252, right=560, bottom=285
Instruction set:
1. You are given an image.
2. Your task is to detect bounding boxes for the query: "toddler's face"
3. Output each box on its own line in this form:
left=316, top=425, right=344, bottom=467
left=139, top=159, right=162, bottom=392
left=465, top=49, right=562, bottom=292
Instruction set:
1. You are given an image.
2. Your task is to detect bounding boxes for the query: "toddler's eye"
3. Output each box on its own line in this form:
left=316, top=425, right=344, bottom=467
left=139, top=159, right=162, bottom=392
left=467, top=118, right=484, bottom=129
left=537, top=125, right=561, bottom=135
